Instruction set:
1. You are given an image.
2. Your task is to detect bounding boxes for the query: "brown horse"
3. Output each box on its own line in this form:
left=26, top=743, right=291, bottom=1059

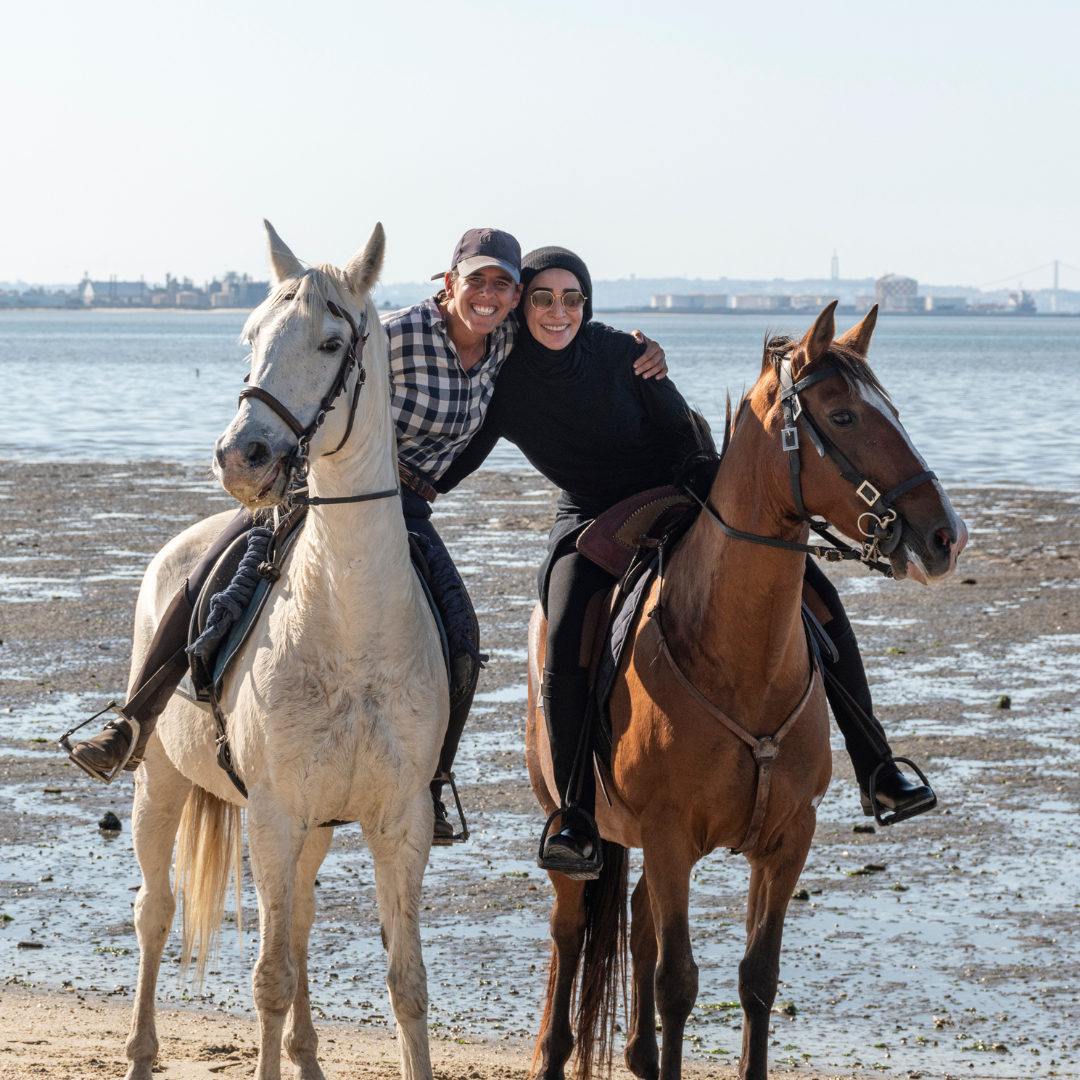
left=525, top=302, right=965, bottom=1080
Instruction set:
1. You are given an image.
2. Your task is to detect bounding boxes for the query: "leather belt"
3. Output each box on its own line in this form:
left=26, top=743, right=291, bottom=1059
left=398, top=463, right=438, bottom=503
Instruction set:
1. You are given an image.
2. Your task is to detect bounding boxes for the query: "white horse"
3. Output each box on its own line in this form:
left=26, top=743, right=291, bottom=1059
left=123, top=222, right=447, bottom=1080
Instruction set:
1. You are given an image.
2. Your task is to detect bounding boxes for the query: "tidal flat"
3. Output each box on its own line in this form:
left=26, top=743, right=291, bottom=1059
left=1, top=462, right=1078, bottom=1079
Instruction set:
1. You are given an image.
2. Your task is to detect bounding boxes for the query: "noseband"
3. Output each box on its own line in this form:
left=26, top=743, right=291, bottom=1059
left=237, top=298, right=398, bottom=508
left=688, top=358, right=936, bottom=577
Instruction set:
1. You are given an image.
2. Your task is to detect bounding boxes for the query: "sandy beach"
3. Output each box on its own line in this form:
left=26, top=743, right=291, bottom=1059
left=2, top=462, right=1079, bottom=1079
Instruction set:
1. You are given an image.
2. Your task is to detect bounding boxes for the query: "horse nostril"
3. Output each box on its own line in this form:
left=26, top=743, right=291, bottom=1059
left=244, top=439, right=271, bottom=468
left=934, top=527, right=953, bottom=550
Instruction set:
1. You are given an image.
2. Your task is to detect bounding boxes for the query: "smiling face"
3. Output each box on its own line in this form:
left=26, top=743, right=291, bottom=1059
left=444, top=265, right=521, bottom=337
left=523, top=268, right=585, bottom=350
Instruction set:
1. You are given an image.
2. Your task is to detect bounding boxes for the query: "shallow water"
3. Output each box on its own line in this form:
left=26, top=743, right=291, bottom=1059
left=3, top=310, right=1079, bottom=489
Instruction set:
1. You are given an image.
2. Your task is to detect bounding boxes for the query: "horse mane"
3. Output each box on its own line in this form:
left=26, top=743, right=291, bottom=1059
left=762, top=332, right=890, bottom=401
left=242, top=265, right=358, bottom=351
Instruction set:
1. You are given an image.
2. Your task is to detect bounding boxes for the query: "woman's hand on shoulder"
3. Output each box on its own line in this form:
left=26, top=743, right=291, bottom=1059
left=631, top=330, right=668, bottom=380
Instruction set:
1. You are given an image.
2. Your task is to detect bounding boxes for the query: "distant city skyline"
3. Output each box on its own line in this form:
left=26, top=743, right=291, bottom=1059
left=1, top=1, right=1077, bottom=288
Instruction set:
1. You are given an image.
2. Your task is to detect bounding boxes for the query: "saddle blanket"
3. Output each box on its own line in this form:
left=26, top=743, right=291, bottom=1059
left=178, top=518, right=454, bottom=705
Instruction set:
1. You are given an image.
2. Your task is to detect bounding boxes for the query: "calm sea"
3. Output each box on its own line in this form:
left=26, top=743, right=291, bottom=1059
left=2, top=309, right=1077, bottom=489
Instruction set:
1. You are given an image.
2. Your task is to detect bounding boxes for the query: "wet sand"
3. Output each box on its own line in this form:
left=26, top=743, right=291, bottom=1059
left=1, top=462, right=1079, bottom=1079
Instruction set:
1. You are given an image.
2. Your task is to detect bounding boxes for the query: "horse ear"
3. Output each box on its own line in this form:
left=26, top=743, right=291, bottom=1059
left=835, top=303, right=878, bottom=358
left=264, top=219, right=303, bottom=284
left=343, top=222, right=386, bottom=298
left=798, top=299, right=839, bottom=364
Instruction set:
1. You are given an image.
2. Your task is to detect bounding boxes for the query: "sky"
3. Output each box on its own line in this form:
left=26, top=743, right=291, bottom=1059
left=2, top=0, right=1078, bottom=290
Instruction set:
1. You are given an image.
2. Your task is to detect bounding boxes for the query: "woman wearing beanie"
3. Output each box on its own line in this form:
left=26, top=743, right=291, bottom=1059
left=438, top=246, right=935, bottom=879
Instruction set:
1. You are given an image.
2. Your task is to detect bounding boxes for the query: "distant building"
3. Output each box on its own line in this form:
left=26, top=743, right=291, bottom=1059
left=876, top=274, right=919, bottom=313
left=651, top=293, right=728, bottom=310
left=210, top=272, right=270, bottom=308
left=924, top=296, right=967, bottom=312
left=791, top=295, right=840, bottom=312
left=175, top=290, right=201, bottom=308
left=81, top=277, right=153, bottom=306
left=732, top=294, right=791, bottom=310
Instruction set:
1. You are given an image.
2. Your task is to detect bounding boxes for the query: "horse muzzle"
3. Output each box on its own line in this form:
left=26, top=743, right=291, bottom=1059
left=896, top=514, right=968, bottom=585
left=213, top=420, right=295, bottom=510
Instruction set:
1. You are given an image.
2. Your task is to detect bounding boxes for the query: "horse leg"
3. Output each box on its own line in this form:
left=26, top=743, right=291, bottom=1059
left=283, top=826, right=334, bottom=1080
left=124, top=740, right=192, bottom=1080
left=625, top=870, right=659, bottom=1080
left=642, top=835, right=697, bottom=1080
left=534, top=873, right=586, bottom=1080
left=367, top=789, right=435, bottom=1080
left=737, top=826, right=813, bottom=1080
left=248, top=796, right=307, bottom=1080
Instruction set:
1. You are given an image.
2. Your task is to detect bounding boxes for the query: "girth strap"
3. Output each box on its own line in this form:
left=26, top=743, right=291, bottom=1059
left=648, top=604, right=818, bottom=855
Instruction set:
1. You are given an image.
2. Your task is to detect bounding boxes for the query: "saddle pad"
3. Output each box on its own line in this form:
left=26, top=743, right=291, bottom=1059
left=590, top=554, right=659, bottom=769
left=577, top=485, right=692, bottom=578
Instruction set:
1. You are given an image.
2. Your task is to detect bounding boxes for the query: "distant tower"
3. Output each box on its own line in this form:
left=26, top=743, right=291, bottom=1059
left=830, top=250, right=839, bottom=281
left=1053, top=259, right=1059, bottom=313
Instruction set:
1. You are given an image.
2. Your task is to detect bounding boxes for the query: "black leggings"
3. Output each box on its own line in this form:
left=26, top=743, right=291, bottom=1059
left=542, top=548, right=617, bottom=810
left=802, top=557, right=893, bottom=786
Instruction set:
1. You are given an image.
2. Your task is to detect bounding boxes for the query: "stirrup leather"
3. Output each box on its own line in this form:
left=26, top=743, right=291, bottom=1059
left=865, top=757, right=937, bottom=826
left=431, top=770, right=470, bottom=846
left=58, top=701, right=142, bottom=786
left=537, top=807, right=604, bottom=880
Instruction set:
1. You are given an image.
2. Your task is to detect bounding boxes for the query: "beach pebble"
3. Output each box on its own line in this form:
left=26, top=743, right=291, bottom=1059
left=98, top=811, right=122, bottom=832
left=791, top=888, right=810, bottom=901
left=18, top=940, right=44, bottom=949
left=997, top=694, right=1012, bottom=709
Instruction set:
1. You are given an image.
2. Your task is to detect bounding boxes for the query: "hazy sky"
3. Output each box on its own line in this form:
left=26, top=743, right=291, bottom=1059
left=2, top=0, right=1077, bottom=289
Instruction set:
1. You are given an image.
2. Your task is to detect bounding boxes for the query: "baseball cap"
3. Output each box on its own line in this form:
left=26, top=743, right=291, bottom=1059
left=431, top=228, right=521, bottom=283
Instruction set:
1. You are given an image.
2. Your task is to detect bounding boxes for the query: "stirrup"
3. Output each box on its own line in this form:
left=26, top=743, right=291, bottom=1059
left=865, top=757, right=937, bottom=826
left=537, top=806, right=603, bottom=880
left=58, top=701, right=142, bottom=786
left=431, top=771, right=469, bottom=846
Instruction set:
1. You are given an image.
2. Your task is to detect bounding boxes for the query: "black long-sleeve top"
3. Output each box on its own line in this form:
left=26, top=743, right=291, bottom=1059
left=435, top=322, right=701, bottom=520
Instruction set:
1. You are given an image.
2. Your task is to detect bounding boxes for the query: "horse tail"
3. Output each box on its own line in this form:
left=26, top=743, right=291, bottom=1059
left=175, top=784, right=243, bottom=990
left=573, top=839, right=629, bottom=1080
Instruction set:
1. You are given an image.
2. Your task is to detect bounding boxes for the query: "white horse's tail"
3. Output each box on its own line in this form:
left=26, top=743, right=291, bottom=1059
left=175, top=785, right=243, bottom=989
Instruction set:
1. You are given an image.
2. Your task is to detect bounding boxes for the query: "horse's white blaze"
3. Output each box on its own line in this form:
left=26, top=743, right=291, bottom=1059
left=857, top=382, right=963, bottom=583
left=125, top=249, right=445, bottom=1080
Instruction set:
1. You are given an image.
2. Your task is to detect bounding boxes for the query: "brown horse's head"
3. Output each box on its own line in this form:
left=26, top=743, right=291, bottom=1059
left=754, top=300, right=966, bottom=583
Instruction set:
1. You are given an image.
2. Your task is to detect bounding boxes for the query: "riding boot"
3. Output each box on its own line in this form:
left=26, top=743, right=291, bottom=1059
left=538, top=669, right=601, bottom=880
left=66, top=583, right=193, bottom=781
left=823, top=625, right=936, bottom=822
left=430, top=651, right=479, bottom=844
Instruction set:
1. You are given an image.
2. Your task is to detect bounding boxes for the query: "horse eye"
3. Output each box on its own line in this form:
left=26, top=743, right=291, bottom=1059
left=830, top=410, right=854, bottom=427
left=319, top=339, right=342, bottom=353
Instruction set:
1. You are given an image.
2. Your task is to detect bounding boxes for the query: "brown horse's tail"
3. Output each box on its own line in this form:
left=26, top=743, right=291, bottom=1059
left=174, top=785, right=243, bottom=990
left=574, top=839, right=629, bottom=1078
left=531, top=839, right=628, bottom=1080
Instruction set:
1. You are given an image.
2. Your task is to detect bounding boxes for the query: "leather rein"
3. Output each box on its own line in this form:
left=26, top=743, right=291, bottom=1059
left=646, top=357, right=936, bottom=853
left=687, top=357, right=937, bottom=577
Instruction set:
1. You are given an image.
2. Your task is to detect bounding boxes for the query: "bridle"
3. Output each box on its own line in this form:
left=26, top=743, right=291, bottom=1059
left=238, top=297, right=398, bottom=508
left=687, top=356, right=937, bottom=577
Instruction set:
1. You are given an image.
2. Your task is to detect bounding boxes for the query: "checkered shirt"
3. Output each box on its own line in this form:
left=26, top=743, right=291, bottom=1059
left=382, top=297, right=517, bottom=481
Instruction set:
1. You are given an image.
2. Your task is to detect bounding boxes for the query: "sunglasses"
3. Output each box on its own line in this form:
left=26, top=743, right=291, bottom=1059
left=528, top=288, right=587, bottom=311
